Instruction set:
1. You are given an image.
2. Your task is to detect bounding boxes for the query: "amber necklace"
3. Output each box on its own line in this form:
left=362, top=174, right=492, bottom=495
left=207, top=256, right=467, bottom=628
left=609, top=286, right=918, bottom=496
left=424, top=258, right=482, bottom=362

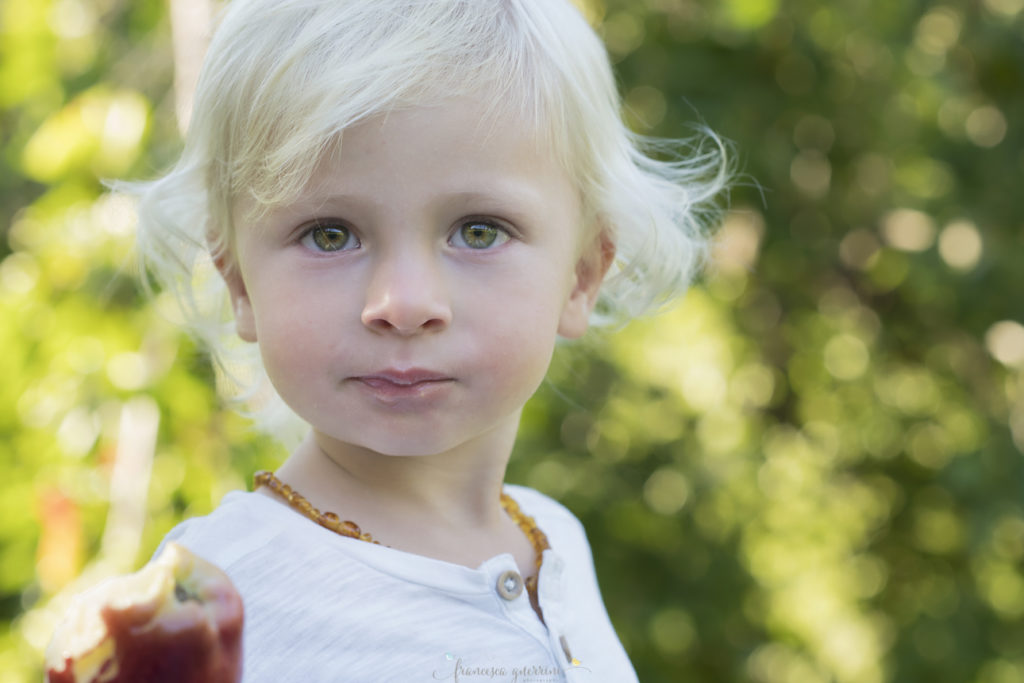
left=253, top=470, right=550, bottom=601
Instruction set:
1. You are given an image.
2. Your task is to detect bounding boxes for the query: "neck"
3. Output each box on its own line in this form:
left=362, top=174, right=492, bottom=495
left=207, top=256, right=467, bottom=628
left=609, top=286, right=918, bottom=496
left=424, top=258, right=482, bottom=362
left=273, top=419, right=521, bottom=533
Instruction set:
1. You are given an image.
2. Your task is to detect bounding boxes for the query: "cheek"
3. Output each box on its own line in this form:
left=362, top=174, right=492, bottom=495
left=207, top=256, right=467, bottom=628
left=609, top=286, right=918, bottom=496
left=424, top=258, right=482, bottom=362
left=467, top=281, right=567, bottom=375
left=247, top=287, right=333, bottom=373
left=251, top=292, right=309, bottom=343
left=475, top=262, right=571, bottom=325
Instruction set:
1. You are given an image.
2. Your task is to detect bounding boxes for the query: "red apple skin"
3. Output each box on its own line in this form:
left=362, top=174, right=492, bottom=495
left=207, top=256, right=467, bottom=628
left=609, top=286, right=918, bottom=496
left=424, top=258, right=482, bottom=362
left=45, top=543, right=243, bottom=683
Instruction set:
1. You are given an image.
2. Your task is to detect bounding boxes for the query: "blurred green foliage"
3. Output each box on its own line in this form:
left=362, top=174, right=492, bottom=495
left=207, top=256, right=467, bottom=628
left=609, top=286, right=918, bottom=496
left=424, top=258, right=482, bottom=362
left=2, top=0, right=1023, bottom=681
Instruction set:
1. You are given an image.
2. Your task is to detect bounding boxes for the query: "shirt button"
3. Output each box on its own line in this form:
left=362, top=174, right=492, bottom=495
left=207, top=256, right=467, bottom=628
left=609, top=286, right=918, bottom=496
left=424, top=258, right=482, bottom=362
left=496, top=570, right=524, bottom=600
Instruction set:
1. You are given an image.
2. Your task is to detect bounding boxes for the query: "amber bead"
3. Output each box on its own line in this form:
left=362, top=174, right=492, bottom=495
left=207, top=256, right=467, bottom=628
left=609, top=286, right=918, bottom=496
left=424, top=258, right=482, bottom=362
left=338, top=520, right=362, bottom=537
left=254, top=471, right=548, bottom=598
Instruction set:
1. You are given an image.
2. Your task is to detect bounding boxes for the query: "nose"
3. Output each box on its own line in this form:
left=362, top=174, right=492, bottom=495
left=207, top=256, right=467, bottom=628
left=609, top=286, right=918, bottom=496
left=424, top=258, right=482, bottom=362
left=360, top=251, right=452, bottom=335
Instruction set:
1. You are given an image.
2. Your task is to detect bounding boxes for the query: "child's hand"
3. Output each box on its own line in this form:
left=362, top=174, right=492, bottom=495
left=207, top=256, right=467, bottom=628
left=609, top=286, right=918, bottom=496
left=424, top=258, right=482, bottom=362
left=45, top=543, right=243, bottom=683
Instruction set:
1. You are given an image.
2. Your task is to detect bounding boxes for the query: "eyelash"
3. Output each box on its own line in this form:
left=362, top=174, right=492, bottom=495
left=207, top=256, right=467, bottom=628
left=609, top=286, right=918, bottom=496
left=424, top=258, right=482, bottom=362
left=296, top=218, right=514, bottom=253
left=449, top=220, right=512, bottom=250
left=298, top=222, right=359, bottom=253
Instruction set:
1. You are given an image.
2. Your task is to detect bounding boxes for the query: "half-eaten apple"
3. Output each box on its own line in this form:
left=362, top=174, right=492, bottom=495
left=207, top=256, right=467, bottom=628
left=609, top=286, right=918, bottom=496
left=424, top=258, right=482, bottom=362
left=45, top=542, right=243, bottom=683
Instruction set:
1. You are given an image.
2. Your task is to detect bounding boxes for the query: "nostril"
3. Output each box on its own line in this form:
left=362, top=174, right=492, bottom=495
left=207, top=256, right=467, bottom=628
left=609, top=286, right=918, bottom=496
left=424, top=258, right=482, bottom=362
left=361, top=302, right=450, bottom=335
left=419, top=317, right=447, bottom=332
left=361, top=264, right=452, bottom=333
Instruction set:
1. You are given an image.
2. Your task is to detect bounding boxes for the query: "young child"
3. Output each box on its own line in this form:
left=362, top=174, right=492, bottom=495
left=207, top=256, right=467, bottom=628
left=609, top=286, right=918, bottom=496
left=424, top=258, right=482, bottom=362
left=135, top=0, right=729, bottom=679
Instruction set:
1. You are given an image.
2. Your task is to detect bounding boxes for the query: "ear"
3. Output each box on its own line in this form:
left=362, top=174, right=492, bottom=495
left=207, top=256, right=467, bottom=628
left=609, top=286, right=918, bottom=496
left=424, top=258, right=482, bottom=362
left=212, top=247, right=258, bottom=343
left=557, top=230, right=615, bottom=339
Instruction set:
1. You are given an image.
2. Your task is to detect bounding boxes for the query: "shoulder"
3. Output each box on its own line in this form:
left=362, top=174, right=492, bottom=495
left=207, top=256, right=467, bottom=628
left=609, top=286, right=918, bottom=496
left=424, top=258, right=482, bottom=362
left=156, top=490, right=306, bottom=571
left=156, top=490, right=380, bottom=621
left=501, top=484, right=592, bottom=554
left=502, top=483, right=578, bottom=524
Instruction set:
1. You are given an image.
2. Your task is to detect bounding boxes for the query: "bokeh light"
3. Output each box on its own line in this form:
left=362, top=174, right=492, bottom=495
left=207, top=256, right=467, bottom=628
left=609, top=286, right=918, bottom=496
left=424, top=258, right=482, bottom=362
left=3, top=0, right=1023, bottom=681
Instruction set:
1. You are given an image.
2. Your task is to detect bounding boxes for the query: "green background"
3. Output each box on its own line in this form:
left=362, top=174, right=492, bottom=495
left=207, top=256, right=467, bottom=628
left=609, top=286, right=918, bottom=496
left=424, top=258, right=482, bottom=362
left=2, top=0, right=1023, bottom=681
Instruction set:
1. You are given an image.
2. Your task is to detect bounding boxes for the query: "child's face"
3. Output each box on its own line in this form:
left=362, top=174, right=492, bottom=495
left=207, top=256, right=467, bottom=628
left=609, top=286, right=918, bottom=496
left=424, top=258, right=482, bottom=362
left=220, top=98, right=607, bottom=457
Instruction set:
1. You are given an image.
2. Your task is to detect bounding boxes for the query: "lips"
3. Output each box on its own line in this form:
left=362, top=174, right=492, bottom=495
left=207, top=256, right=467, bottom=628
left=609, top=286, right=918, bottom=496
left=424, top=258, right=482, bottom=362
left=351, top=369, right=453, bottom=403
left=357, top=369, right=451, bottom=386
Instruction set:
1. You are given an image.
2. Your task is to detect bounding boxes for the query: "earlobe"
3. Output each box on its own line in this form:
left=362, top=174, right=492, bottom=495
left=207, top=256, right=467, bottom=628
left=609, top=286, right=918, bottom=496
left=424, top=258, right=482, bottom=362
left=557, top=231, right=615, bottom=339
left=212, top=250, right=258, bottom=343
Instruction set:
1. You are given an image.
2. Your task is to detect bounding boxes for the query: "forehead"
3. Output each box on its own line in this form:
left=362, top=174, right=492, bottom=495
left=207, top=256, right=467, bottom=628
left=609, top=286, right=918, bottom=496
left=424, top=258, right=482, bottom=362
left=203, top=0, right=610, bottom=232
left=238, top=98, right=582, bottom=225
left=233, top=97, right=585, bottom=237
left=327, top=103, right=557, bottom=184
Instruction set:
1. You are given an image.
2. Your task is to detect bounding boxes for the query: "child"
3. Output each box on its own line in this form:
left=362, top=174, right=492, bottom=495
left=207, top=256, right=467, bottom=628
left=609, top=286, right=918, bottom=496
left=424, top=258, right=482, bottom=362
left=135, top=0, right=729, bottom=679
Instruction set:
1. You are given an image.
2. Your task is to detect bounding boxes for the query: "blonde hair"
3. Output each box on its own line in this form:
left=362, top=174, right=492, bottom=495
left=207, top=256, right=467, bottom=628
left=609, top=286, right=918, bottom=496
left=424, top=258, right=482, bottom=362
left=131, top=0, right=731, bottom=442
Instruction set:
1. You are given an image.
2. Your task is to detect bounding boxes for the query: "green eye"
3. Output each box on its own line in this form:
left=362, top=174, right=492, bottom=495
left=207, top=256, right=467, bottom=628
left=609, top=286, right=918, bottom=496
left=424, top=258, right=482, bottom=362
left=304, top=225, right=355, bottom=252
left=456, top=222, right=508, bottom=249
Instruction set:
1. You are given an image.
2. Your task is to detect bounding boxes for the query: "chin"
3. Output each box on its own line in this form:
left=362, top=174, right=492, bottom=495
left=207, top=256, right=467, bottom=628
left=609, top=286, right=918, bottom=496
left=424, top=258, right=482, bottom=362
left=314, top=428, right=485, bottom=460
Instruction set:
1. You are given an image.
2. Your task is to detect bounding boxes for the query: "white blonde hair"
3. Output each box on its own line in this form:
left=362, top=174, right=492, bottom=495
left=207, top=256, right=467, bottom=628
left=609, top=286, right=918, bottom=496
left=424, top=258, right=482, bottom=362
left=131, top=0, right=731, bottom=442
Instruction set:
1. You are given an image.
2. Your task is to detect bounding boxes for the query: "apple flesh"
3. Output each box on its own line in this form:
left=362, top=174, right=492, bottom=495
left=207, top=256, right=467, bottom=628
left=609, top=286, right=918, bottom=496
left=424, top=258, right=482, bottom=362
left=45, top=542, right=243, bottom=683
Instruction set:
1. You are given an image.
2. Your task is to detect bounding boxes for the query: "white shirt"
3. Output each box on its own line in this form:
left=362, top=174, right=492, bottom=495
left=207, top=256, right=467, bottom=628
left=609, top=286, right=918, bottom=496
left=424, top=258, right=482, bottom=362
left=159, top=484, right=638, bottom=682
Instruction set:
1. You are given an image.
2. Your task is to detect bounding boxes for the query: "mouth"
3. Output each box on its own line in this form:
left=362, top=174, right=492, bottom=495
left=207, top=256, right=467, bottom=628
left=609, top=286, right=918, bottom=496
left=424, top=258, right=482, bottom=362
left=351, top=369, right=454, bottom=403
left=355, top=369, right=452, bottom=387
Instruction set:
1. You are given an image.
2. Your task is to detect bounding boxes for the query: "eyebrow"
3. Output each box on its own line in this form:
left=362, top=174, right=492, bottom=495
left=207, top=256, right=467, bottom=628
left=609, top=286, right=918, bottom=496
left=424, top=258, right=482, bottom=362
left=440, top=188, right=542, bottom=209
left=294, top=184, right=546, bottom=218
